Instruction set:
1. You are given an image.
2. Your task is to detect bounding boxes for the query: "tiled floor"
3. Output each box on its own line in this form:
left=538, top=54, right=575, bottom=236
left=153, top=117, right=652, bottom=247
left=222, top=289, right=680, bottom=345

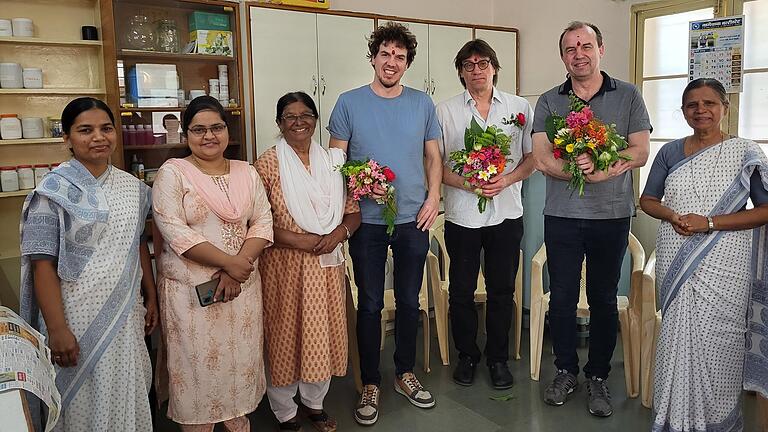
left=154, top=318, right=763, bottom=431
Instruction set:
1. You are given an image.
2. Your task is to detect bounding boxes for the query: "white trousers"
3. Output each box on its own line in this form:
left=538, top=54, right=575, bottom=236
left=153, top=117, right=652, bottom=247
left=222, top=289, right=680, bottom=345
left=266, top=379, right=331, bottom=423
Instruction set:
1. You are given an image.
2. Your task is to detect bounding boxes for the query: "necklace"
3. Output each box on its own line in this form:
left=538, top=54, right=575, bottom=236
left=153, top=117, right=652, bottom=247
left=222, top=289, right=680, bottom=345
left=688, top=132, right=726, bottom=214
left=191, top=156, right=229, bottom=177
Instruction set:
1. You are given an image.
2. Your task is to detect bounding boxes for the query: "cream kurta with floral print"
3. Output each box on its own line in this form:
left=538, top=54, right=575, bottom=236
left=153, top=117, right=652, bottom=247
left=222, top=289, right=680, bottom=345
left=153, top=162, right=273, bottom=425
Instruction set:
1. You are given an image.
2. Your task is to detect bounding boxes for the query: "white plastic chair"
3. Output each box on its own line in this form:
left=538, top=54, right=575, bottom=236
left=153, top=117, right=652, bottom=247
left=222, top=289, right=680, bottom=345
left=640, top=251, right=660, bottom=408
left=345, top=245, right=432, bottom=393
left=429, top=214, right=524, bottom=366
left=529, top=233, right=644, bottom=399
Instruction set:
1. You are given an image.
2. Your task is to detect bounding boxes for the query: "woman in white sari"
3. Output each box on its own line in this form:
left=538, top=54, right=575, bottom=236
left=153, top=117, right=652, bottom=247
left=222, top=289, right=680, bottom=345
left=640, top=78, right=768, bottom=431
left=20, top=97, right=158, bottom=431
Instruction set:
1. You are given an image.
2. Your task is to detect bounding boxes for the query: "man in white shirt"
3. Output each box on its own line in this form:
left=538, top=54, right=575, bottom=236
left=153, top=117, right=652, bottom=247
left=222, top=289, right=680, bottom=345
left=436, top=39, right=535, bottom=389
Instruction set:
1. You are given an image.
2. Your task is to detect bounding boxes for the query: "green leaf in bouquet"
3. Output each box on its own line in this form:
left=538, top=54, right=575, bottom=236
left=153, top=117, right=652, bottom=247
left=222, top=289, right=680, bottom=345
left=545, top=115, right=559, bottom=142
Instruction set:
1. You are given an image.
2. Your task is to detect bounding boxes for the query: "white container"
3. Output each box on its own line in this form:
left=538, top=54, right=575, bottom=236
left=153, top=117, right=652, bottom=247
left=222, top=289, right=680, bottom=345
left=189, top=89, right=205, bottom=100
left=21, top=117, right=44, bottom=139
left=17, top=165, right=34, bottom=189
left=208, top=78, right=219, bottom=94
left=177, top=89, right=185, bottom=107
left=22, top=68, right=42, bottom=89
left=0, top=19, right=12, bottom=37
left=11, top=18, right=33, bottom=37
left=0, top=114, right=22, bottom=139
left=33, top=164, right=50, bottom=186
left=0, top=63, right=23, bottom=89
left=217, top=64, right=228, bottom=74
left=0, top=167, right=19, bottom=192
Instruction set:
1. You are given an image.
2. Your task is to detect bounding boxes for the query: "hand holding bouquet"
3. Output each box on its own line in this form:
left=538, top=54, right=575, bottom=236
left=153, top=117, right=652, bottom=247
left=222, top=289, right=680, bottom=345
left=448, top=118, right=512, bottom=213
left=545, top=91, right=630, bottom=196
left=338, top=159, right=398, bottom=235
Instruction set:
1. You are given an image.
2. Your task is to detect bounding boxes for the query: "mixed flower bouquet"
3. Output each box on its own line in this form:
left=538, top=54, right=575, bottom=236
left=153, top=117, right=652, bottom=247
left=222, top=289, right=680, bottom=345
left=545, top=91, right=630, bottom=196
left=338, top=159, right=398, bottom=235
left=448, top=117, right=513, bottom=213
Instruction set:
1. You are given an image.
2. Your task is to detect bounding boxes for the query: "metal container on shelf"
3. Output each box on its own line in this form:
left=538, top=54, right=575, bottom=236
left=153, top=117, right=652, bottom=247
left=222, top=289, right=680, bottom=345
left=156, top=19, right=180, bottom=53
left=48, top=117, right=63, bottom=138
left=125, top=15, right=156, bottom=51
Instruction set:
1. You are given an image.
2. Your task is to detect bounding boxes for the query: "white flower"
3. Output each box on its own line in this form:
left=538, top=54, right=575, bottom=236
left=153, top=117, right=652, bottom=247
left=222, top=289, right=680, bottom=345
left=487, top=165, right=498, bottom=175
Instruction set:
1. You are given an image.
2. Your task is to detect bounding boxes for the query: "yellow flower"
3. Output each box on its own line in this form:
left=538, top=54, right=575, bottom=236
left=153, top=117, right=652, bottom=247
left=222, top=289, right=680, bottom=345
left=478, top=171, right=491, bottom=181
left=566, top=143, right=575, bottom=153
left=554, top=137, right=564, bottom=146
left=586, top=141, right=596, bottom=149
left=487, top=165, right=498, bottom=175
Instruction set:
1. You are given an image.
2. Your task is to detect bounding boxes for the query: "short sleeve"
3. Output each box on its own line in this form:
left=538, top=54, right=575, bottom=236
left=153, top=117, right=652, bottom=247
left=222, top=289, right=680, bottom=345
left=522, top=100, right=535, bottom=153
left=642, top=144, right=676, bottom=199
left=628, top=85, right=653, bottom=135
left=245, top=165, right=274, bottom=243
left=532, top=94, right=553, bottom=134
left=20, top=194, right=61, bottom=258
left=327, top=94, right=352, bottom=141
left=343, top=193, right=360, bottom=215
left=424, top=96, right=441, bottom=142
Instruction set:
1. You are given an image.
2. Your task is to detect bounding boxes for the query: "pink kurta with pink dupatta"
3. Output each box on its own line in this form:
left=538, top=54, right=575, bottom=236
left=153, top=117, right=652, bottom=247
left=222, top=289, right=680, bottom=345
left=152, top=158, right=273, bottom=425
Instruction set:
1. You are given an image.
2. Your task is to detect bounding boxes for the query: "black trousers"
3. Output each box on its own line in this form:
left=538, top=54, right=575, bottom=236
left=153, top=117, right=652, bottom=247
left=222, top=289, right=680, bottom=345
left=544, top=215, right=630, bottom=379
left=444, top=217, right=523, bottom=365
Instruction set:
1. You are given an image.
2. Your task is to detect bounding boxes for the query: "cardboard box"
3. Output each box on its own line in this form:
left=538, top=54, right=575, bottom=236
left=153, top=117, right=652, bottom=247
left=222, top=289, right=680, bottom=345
left=188, top=11, right=230, bottom=32
left=189, top=30, right=233, bottom=56
left=126, top=64, right=179, bottom=102
left=276, top=0, right=329, bottom=9
left=136, top=98, right=179, bottom=108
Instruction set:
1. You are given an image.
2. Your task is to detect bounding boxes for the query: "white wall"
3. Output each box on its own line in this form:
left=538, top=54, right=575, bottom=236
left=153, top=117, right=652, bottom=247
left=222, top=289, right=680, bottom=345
left=330, top=0, right=495, bottom=26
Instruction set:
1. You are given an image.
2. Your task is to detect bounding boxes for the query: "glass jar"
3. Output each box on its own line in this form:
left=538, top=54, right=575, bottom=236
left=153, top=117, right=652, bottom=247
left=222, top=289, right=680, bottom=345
left=125, top=15, right=156, bottom=51
left=17, top=165, right=34, bottom=190
left=156, top=19, right=179, bottom=53
left=49, top=117, right=63, bottom=138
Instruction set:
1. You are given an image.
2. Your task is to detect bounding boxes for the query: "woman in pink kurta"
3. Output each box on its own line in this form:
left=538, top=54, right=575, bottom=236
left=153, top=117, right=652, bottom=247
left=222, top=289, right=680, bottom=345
left=152, top=96, right=273, bottom=431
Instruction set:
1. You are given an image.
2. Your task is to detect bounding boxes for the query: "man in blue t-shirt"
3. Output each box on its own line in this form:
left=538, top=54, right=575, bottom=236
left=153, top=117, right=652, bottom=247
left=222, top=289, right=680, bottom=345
left=328, top=22, right=442, bottom=426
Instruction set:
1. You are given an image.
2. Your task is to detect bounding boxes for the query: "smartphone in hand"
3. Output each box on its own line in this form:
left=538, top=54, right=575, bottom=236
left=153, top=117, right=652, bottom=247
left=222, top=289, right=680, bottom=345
left=195, top=278, right=221, bottom=307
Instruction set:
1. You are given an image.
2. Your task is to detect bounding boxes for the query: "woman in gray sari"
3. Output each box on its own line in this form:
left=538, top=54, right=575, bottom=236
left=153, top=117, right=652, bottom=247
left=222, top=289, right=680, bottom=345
left=640, top=78, right=768, bottom=431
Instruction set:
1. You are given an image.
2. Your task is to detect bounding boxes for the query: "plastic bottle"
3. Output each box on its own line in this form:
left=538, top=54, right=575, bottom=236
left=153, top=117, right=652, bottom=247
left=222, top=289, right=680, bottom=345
left=143, top=125, right=154, bottom=145
left=127, top=125, right=137, bottom=146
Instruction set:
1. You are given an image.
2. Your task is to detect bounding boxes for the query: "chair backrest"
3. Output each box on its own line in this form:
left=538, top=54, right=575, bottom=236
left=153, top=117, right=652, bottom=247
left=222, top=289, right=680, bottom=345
left=641, top=250, right=658, bottom=322
left=430, top=214, right=449, bottom=280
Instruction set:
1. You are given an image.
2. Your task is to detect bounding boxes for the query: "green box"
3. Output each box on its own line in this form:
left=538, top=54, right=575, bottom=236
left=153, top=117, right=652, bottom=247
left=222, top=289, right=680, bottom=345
left=188, top=11, right=230, bottom=32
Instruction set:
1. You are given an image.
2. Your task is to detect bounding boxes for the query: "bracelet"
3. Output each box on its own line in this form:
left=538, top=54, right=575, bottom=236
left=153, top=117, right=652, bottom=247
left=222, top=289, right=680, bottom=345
left=707, top=217, right=714, bottom=233
left=340, top=223, right=351, bottom=239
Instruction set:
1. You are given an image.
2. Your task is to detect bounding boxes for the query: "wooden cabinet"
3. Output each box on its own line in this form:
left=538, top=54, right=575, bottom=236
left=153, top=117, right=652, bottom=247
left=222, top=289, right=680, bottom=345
left=101, top=0, right=246, bottom=174
left=0, top=0, right=106, bottom=198
left=249, top=6, right=374, bottom=155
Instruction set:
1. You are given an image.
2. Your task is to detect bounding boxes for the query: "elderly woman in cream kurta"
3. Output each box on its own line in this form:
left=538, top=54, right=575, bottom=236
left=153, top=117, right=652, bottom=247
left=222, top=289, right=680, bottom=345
left=153, top=96, right=273, bottom=432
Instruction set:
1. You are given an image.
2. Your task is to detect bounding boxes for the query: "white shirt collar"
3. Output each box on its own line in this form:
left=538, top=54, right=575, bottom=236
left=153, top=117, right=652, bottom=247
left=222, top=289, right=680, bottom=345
left=463, top=87, right=502, bottom=106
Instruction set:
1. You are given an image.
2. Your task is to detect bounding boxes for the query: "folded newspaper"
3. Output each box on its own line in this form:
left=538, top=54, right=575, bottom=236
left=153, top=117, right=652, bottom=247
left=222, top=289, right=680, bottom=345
left=0, top=306, right=60, bottom=431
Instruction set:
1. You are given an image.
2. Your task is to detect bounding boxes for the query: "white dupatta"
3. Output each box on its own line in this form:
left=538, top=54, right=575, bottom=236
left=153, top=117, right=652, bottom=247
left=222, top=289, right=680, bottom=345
left=277, top=138, right=346, bottom=267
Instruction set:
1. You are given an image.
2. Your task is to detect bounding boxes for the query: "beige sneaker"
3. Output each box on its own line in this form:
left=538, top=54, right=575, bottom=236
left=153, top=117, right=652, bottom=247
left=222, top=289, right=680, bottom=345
left=394, top=372, right=435, bottom=408
left=354, top=384, right=380, bottom=425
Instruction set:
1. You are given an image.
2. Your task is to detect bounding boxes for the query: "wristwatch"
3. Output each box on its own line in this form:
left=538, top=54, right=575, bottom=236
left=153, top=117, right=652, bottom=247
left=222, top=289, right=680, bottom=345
left=706, top=217, right=714, bottom=233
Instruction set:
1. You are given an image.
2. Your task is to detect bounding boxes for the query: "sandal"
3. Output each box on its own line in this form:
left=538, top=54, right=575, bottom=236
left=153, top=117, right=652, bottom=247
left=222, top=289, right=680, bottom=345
left=278, top=420, right=302, bottom=431
left=306, top=410, right=337, bottom=432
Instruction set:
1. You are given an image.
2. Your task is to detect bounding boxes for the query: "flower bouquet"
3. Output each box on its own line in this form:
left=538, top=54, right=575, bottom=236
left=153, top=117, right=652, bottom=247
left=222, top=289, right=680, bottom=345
left=338, top=159, right=398, bottom=235
left=545, top=91, right=630, bottom=196
left=448, top=117, right=512, bottom=213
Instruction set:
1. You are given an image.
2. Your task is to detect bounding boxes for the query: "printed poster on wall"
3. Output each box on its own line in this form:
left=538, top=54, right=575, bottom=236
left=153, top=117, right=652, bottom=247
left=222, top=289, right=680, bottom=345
left=689, top=15, right=744, bottom=93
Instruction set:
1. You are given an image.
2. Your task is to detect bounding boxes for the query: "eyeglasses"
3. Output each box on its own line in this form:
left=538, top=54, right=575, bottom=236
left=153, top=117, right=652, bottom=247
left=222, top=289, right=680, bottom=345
left=462, top=59, right=491, bottom=72
left=188, top=124, right=227, bottom=137
left=280, top=113, right=317, bottom=124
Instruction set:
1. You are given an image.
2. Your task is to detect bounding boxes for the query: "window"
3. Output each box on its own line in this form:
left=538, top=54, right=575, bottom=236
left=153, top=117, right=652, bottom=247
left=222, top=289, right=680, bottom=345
left=632, top=0, right=768, bottom=194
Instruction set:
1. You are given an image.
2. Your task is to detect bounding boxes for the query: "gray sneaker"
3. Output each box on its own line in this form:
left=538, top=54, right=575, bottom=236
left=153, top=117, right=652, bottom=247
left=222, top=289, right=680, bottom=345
left=543, top=369, right=578, bottom=406
left=395, top=372, right=435, bottom=408
left=354, top=384, right=380, bottom=425
left=586, top=376, right=613, bottom=417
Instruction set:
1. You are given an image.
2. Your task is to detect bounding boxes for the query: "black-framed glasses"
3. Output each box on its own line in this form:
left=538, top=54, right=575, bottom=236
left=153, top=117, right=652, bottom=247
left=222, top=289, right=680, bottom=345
left=188, top=123, right=227, bottom=137
left=281, top=113, right=317, bottom=124
left=462, top=59, right=491, bottom=72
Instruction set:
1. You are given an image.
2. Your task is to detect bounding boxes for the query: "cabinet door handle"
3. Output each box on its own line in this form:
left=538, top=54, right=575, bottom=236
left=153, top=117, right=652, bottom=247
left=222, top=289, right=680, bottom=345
left=320, top=75, right=326, bottom=96
left=424, top=78, right=429, bottom=93
left=312, top=75, right=318, bottom=96
left=430, top=78, right=436, bottom=96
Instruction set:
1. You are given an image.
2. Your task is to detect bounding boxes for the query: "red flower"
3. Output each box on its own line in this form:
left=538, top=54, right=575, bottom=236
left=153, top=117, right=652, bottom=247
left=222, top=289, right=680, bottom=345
left=516, top=112, right=526, bottom=126
left=553, top=148, right=562, bottom=159
left=383, top=167, right=396, bottom=182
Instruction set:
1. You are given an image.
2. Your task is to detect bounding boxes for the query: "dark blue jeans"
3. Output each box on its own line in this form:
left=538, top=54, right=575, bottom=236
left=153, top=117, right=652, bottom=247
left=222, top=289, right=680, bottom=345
left=544, top=216, right=630, bottom=379
left=349, top=222, right=429, bottom=386
left=445, top=218, right=523, bottom=365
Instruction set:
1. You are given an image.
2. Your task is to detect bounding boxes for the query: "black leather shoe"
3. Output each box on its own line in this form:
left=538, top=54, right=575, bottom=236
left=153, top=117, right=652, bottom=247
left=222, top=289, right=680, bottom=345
left=452, top=357, right=476, bottom=386
left=489, top=362, right=514, bottom=390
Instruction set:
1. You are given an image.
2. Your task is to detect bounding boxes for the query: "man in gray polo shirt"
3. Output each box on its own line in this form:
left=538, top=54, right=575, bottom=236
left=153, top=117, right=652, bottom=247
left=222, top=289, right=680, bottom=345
left=531, top=21, right=651, bottom=417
